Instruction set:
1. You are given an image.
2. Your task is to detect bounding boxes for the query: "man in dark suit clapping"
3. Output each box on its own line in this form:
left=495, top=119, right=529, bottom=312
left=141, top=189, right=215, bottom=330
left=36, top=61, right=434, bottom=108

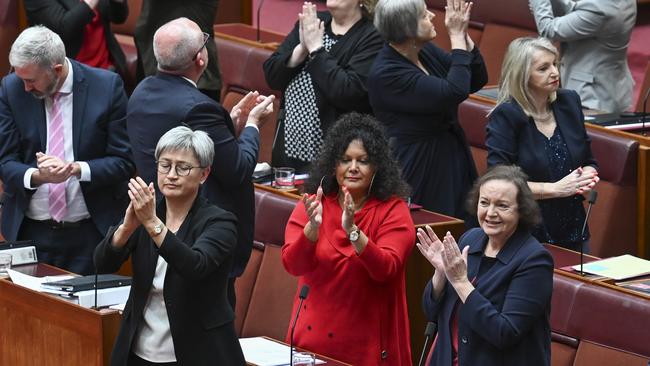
left=126, top=17, right=274, bottom=308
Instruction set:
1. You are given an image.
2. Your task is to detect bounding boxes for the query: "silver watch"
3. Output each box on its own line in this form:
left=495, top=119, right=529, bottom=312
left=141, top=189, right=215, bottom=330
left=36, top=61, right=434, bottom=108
left=152, top=222, right=165, bottom=236
left=348, top=225, right=360, bottom=242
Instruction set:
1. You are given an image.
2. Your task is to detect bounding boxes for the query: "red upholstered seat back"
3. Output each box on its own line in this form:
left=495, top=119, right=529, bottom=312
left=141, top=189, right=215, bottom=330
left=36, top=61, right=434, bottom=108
left=216, top=36, right=280, bottom=163
left=0, top=0, right=20, bottom=77
left=240, top=243, right=298, bottom=341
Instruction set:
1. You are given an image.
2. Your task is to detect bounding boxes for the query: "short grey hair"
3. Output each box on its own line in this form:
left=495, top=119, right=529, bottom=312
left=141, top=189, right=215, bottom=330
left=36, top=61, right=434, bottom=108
left=155, top=126, right=214, bottom=168
left=374, top=0, right=423, bottom=43
left=9, top=26, right=66, bottom=69
left=153, top=18, right=204, bottom=71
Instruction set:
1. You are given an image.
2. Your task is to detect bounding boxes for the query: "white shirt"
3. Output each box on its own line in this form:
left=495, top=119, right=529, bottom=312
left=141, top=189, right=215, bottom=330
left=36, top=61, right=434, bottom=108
left=133, top=255, right=176, bottom=362
left=23, top=58, right=91, bottom=222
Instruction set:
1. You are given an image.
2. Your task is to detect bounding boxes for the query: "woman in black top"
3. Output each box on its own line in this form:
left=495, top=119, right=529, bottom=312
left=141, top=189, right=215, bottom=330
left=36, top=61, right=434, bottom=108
left=263, top=0, right=383, bottom=173
left=368, top=0, right=487, bottom=218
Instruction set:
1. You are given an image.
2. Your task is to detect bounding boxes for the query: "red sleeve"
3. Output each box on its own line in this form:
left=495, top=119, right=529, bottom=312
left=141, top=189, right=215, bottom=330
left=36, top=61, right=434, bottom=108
left=281, top=201, right=319, bottom=276
left=357, top=200, right=415, bottom=282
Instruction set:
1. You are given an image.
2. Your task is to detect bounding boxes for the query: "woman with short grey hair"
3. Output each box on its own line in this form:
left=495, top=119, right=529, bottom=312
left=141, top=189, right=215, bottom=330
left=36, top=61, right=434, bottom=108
left=94, top=126, right=245, bottom=365
left=368, top=0, right=488, bottom=220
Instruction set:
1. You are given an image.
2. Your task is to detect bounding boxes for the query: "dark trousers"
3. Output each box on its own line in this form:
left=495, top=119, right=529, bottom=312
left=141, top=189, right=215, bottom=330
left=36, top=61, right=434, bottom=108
left=18, top=217, right=102, bottom=275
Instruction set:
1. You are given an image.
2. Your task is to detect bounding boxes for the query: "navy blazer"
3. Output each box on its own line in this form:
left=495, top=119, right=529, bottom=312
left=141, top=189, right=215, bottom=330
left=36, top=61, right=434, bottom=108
left=0, top=60, right=134, bottom=241
left=423, top=228, right=553, bottom=366
left=486, top=88, right=597, bottom=181
left=127, top=73, right=258, bottom=277
left=94, top=197, right=244, bottom=366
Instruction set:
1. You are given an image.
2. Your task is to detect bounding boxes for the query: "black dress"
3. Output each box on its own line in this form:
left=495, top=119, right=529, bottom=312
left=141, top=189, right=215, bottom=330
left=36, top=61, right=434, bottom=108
left=263, top=12, right=383, bottom=173
left=368, top=43, right=487, bottom=218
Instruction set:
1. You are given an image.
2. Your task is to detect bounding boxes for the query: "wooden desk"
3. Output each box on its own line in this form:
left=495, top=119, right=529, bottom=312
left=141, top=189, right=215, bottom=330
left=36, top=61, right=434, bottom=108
left=245, top=337, right=352, bottom=366
left=214, top=23, right=285, bottom=50
left=0, top=263, right=121, bottom=366
left=546, top=244, right=650, bottom=300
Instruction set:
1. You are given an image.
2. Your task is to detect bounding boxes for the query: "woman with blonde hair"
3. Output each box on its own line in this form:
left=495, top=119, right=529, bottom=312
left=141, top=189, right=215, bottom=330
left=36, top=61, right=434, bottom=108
left=486, top=37, right=599, bottom=251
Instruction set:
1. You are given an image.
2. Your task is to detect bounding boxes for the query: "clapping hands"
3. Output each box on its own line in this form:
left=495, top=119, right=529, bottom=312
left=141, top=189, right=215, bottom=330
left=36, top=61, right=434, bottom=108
left=299, top=2, right=324, bottom=54
left=230, top=91, right=276, bottom=134
left=417, top=226, right=469, bottom=285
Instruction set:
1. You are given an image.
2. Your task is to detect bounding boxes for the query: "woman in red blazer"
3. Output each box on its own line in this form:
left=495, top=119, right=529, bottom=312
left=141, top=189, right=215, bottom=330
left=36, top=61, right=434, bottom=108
left=282, top=113, right=415, bottom=365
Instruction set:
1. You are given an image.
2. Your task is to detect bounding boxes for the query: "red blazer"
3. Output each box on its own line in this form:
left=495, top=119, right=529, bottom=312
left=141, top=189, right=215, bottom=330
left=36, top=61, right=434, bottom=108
left=282, top=194, right=415, bottom=365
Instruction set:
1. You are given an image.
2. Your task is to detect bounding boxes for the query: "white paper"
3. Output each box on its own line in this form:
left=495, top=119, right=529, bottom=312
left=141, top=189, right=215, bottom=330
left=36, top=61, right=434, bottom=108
left=239, top=337, right=324, bottom=366
left=7, top=269, right=74, bottom=292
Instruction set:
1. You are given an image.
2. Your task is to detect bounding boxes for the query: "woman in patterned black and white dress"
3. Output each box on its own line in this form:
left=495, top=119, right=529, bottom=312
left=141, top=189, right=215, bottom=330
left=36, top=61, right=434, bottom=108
left=263, top=0, right=383, bottom=173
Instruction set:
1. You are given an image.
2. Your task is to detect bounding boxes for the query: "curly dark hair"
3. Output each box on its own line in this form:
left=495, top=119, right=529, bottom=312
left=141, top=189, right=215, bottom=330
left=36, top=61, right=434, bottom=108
left=466, top=165, right=541, bottom=230
left=305, top=112, right=410, bottom=200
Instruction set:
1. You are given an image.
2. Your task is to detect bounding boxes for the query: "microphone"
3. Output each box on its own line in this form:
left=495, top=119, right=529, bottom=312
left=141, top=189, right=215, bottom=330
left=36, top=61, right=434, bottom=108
left=256, top=0, right=267, bottom=42
left=418, top=322, right=437, bottom=366
left=290, top=284, right=310, bottom=366
left=579, top=190, right=597, bottom=275
left=641, top=86, right=650, bottom=136
left=93, top=269, right=99, bottom=310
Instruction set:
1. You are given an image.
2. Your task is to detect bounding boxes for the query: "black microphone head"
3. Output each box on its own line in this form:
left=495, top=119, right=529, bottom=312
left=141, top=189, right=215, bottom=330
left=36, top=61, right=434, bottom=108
left=424, top=322, right=436, bottom=336
left=299, top=284, right=310, bottom=299
left=588, top=190, right=598, bottom=204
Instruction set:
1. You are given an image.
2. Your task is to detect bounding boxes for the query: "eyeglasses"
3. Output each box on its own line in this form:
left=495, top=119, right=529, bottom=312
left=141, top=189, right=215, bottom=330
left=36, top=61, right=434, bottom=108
left=192, top=32, right=211, bottom=61
left=156, top=160, right=204, bottom=176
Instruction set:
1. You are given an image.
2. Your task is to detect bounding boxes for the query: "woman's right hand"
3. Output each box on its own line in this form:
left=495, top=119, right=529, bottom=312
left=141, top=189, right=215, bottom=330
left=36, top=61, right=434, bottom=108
left=445, top=0, right=473, bottom=51
left=551, top=167, right=599, bottom=198
left=299, top=2, right=324, bottom=53
left=416, top=225, right=445, bottom=273
left=302, top=185, right=323, bottom=241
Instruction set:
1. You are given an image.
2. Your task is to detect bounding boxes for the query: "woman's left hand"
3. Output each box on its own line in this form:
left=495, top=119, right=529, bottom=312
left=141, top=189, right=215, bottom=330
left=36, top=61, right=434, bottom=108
left=341, top=186, right=355, bottom=233
left=128, top=177, right=157, bottom=226
left=440, top=232, right=469, bottom=285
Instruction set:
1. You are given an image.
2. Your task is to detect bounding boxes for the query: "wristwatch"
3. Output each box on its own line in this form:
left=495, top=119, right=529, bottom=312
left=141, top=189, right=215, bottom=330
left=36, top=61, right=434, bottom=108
left=151, top=222, right=165, bottom=236
left=348, top=225, right=360, bottom=242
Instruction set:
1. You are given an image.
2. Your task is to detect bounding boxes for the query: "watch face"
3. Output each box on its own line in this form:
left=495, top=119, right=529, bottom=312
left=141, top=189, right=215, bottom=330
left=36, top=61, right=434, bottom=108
left=349, top=230, right=360, bottom=241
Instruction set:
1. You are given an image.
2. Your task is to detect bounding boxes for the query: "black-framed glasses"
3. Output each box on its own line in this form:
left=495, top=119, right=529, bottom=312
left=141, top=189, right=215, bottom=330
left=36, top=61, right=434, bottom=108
left=156, top=160, right=204, bottom=176
left=192, top=32, right=211, bottom=61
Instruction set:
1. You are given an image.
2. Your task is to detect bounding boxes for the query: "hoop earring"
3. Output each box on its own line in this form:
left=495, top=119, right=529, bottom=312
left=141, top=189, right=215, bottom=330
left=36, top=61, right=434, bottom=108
left=365, top=173, right=376, bottom=200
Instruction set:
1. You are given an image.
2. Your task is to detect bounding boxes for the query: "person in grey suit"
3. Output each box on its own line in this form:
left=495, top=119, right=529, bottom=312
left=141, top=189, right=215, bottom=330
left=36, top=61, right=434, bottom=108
left=529, top=0, right=637, bottom=114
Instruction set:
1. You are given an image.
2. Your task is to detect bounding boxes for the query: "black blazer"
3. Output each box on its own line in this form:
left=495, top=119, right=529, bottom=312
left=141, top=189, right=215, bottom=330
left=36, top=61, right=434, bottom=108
left=94, top=197, right=245, bottom=366
left=486, top=89, right=598, bottom=181
left=423, top=228, right=554, bottom=366
left=23, top=0, right=128, bottom=76
left=126, top=73, right=259, bottom=277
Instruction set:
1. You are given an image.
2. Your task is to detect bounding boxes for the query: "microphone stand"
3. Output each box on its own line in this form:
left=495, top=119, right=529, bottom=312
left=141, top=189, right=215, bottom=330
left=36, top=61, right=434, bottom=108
left=256, top=0, right=267, bottom=42
left=641, top=86, right=650, bottom=137
left=579, top=190, right=598, bottom=276
left=418, top=322, right=437, bottom=366
left=290, top=285, right=310, bottom=366
left=93, top=270, right=98, bottom=310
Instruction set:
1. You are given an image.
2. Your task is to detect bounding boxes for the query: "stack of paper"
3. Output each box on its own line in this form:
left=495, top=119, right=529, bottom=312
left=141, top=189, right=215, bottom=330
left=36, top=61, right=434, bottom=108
left=572, top=254, right=650, bottom=280
left=239, top=337, right=324, bottom=366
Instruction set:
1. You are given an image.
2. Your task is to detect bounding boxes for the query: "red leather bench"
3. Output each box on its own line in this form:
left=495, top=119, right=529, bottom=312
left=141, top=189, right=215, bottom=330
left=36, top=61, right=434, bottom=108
left=426, top=0, right=538, bottom=85
left=551, top=272, right=650, bottom=366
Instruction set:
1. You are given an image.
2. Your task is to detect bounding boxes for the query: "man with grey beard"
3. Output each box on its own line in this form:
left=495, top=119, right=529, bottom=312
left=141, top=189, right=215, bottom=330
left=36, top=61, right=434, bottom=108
left=0, top=25, right=134, bottom=275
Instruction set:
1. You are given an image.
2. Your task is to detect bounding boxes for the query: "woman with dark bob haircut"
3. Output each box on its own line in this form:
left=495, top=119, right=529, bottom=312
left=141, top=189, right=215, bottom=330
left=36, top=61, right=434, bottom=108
left=418, top=165, right=553, bottom=366
left=282, top=112, right=415, bottom=365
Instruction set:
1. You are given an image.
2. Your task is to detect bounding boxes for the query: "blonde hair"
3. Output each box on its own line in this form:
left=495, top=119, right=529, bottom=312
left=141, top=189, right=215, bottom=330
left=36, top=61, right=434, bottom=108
left=491, top=37, right=559, bottom=116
